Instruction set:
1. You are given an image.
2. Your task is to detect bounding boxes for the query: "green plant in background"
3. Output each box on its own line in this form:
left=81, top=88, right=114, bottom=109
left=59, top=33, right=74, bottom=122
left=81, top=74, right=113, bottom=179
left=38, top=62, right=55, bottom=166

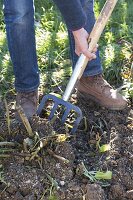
left=0, top=1, right=4, bottom=29
left=118, top=62, right=133, bottom=99
left=95, top=0, right=132, bottom=85
left=0, top=0, right=132, bottom=97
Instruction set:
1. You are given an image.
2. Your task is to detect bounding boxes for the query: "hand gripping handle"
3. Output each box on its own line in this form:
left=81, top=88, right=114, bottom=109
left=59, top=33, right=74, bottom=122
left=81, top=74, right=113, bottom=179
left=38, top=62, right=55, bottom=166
left=63, top=0, right=118, bottom=101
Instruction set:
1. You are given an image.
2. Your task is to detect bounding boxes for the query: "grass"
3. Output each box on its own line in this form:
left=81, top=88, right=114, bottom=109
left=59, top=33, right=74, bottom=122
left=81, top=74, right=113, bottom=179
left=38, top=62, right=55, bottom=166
left=0, top=0, right=132, bottom=97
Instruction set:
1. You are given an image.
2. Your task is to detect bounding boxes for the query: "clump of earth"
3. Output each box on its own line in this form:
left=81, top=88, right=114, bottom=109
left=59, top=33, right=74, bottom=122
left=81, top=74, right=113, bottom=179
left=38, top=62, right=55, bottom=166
left=0, top=94, right=132, bottom=200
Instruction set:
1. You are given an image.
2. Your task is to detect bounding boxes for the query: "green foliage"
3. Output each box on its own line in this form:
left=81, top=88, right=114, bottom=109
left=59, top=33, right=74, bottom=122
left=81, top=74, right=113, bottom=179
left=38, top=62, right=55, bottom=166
left=78, top=162, right=112, bottom=187
left=0, top=0, right=132, bottom=96
left=99, top=144, right=111, bottom=153
left=95, top=171, right=112, bottom=180
left=0, top=32, right=14, bottom=95
left=0, top=1, right=4, bottom=29
left=95, top=0, right=132, bottom=85
left=48, top=195, right=58, bottom=200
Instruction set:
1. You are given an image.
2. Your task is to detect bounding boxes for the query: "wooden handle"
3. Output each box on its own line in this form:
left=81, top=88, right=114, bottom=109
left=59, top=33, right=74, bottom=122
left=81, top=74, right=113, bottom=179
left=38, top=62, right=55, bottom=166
left=88, top=0, right=118, bottom=51
left=77, top=0, right=118, bottom=79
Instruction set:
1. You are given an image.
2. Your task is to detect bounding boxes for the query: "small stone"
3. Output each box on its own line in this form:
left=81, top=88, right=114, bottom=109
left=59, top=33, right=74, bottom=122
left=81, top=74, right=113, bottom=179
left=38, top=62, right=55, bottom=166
left=60, top=181, right=65, bottom=186
left=126, top=190, right=133, bottom=199
left=56, top=163, right=61, bottom=169
left=94, top=111, right=100, bottom=116
left=25, top=179, right=31, bottom=184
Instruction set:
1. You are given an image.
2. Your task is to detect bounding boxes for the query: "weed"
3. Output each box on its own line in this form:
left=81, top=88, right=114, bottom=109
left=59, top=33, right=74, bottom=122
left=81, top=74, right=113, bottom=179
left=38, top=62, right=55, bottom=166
left=77, top=162, right=112, bottom=187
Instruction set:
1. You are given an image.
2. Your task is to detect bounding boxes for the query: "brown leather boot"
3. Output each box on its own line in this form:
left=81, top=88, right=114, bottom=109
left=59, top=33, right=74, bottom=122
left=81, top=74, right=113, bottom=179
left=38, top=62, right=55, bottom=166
left=77, top=74, right=128, bottom=110
left=16, top=90, right=38, bottom=119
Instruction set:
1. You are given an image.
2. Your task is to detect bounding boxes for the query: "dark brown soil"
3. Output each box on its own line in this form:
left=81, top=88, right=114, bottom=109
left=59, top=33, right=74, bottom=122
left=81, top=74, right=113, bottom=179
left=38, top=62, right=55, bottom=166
left=0, top=94, right=133, bottom=200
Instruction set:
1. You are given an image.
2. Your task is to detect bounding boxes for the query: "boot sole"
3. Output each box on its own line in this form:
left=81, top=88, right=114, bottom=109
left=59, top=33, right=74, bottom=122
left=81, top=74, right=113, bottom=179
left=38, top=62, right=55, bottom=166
left=77, top=91, right=127, bottom=111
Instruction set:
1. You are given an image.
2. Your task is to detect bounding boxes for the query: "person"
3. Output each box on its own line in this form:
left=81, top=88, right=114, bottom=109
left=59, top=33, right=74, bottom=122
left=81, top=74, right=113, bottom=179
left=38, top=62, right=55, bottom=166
left=3, top=0, right=127, bottom=119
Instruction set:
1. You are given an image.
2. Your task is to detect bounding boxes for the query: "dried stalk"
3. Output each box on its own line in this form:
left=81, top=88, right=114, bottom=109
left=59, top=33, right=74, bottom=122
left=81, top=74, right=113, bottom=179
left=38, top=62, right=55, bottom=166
left=47, top=149, right=69, bottom=164
left=0, top=142, right=16, bottom=147
left=16, top=105, right=33, bottom=137
left=0, top=154, right=10, bottom=158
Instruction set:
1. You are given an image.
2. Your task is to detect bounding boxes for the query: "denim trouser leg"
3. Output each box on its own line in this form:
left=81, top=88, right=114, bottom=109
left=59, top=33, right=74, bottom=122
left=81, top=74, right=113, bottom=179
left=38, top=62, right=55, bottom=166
left=3, top=0, right=40, bottom=92
left=68, top=0, right=103, bottom=76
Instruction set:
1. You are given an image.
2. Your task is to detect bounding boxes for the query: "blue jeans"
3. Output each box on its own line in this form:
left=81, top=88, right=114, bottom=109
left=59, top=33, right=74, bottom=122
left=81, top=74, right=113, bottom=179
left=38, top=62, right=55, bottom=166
left=3, top=0, right=102, bottom=92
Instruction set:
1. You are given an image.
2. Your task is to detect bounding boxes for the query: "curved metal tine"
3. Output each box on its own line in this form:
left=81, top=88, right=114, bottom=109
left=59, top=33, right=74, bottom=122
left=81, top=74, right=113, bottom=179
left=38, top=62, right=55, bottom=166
left=49, top=102, right=59, bottom=120
left=37, top=95, right=50, bottom=115
left=61, top=108, right=71, bottom=124
left=71, top=114, right=83, bottom=133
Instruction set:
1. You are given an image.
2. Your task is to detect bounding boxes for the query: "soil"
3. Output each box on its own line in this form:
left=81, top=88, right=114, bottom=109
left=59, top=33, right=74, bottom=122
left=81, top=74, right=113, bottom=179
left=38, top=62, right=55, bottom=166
left=0, top=93, right=133, bottom=200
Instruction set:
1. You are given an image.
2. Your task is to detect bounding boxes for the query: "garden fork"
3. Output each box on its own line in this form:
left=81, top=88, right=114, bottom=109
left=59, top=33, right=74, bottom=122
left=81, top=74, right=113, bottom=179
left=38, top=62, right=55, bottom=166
left=37, top=0, right=118, bottom=133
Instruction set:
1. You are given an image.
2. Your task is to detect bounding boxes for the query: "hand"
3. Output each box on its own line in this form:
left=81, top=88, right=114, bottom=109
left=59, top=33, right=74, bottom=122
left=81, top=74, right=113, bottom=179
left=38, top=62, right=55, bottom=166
left=72, top=28, right=98, bottom=60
